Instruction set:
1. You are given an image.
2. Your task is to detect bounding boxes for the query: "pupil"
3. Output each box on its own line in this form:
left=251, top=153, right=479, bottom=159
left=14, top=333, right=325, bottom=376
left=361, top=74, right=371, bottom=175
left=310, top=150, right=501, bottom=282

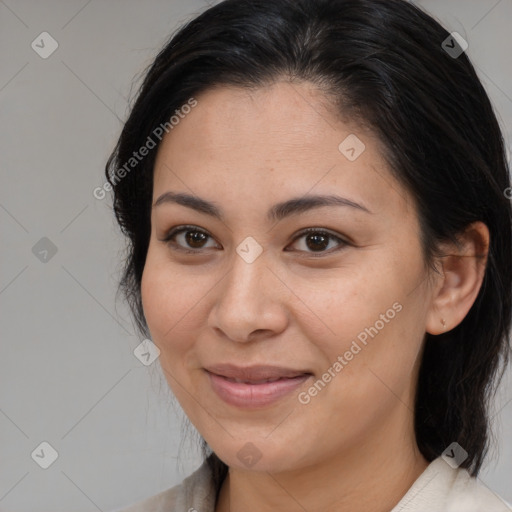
left=186, top=231, right=207, bottom=248
left=307, top=233, right=328, bottom=251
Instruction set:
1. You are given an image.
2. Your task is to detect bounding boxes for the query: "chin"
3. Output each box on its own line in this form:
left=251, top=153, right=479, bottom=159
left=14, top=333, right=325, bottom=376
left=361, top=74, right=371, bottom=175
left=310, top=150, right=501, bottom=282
left=207, top=435, right=314, bottom=474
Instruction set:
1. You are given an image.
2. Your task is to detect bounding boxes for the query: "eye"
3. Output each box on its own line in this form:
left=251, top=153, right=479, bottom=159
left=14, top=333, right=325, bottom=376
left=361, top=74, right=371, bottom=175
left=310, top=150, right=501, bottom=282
left=160, top=225, right=349, bottom=257
left=161, top=225, right=220, bottom=253
left=286, top=228, right=349, bottom=256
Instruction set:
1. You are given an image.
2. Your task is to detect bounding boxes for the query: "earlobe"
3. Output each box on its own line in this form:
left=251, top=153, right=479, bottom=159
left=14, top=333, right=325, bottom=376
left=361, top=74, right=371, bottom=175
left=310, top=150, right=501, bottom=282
left=425, top=221, right=490, bottom=336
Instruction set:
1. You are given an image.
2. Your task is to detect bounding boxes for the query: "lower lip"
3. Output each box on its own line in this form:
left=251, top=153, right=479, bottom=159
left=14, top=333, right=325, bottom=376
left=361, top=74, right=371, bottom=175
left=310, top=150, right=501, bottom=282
left=206, top=371, right=311, bottom=408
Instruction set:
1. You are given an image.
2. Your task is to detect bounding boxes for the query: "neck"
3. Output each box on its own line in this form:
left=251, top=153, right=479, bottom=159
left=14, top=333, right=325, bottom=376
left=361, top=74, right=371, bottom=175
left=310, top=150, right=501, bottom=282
left=215, top=414, right=429, bottom=512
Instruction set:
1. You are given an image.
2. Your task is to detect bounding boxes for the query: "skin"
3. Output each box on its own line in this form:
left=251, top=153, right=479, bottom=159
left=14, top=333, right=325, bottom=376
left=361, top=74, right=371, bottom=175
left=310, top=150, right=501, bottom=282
left=140, top=81, right=489, bottom=512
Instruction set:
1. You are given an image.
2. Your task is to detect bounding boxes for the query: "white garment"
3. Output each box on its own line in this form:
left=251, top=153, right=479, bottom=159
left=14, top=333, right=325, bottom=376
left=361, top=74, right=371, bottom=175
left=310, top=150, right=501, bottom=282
left=112, top=456, right=511, bottom=512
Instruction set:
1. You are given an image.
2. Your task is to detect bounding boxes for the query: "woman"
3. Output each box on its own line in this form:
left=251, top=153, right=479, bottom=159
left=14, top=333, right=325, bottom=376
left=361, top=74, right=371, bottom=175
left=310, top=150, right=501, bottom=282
left=107, top=0, right=512, bottom=510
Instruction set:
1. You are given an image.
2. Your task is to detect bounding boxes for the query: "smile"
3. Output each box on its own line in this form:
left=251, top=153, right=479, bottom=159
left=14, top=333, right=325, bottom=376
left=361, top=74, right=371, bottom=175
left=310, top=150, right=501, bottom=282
left=204, top=365, right=312, bottom=408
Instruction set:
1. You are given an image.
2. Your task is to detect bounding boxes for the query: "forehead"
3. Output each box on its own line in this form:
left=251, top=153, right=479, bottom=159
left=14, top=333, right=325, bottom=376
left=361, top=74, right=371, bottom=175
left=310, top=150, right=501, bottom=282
left=152, top=81, right=415, bottom=219
left=160, top=82, right=344, bottom=160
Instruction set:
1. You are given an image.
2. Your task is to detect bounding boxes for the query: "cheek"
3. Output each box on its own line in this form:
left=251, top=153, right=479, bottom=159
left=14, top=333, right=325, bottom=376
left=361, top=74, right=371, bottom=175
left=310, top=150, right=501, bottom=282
left=293, top=261, right=398, bottom=348
left=140, top=256, right=200, bottom=408
left=140, top=249, right=188, bottom=350
left=140, top=248, right=211, bottom=359
left=140, top=254, right=166, bottom=337
left=296, top=250, right=425, bottom=380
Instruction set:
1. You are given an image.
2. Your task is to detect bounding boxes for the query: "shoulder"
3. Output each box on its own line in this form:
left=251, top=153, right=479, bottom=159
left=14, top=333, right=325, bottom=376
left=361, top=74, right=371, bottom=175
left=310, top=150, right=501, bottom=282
left=111, top=460, right=217, bottom=512
left=392, top=457, right=511, bottom=512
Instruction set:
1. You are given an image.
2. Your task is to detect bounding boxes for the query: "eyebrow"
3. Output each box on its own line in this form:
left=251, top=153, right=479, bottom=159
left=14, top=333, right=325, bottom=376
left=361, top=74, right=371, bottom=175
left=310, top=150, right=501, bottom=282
left=153, top=191, right=372, bottom=222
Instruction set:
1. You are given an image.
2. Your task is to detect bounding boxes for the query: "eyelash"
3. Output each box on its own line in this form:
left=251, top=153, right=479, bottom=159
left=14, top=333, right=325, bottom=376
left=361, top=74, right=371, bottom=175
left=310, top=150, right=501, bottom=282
left=161, top=225, right=350, bottom=257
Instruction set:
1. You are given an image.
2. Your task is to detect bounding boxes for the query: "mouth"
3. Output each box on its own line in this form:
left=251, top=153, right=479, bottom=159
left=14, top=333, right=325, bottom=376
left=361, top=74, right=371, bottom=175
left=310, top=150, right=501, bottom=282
left=204, top=364, right=313, bottom=408
left=220, top=376, right=294, bottom=384
left=205, top=363, right=312, bottom=381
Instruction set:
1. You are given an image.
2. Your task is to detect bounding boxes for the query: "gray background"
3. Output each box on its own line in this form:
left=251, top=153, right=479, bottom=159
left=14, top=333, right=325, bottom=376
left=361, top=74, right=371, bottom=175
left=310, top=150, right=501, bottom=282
left=1, top=1, right=511, bottom=510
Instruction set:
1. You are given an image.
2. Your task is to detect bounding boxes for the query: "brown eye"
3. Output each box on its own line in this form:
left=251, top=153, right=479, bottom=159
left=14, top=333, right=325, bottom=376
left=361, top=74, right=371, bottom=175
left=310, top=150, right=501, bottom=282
left=304, top=232, right=330, bottom=251
left=288, top=228, right=348, bottom=256
left=184, top=230, right=208, bottom=248
left=162, top=225, right=220, bottom=252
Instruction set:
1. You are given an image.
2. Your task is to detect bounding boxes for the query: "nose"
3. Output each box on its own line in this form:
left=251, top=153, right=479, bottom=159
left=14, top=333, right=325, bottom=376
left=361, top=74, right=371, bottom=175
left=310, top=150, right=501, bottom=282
left=208, top=248, right=289, bottom=343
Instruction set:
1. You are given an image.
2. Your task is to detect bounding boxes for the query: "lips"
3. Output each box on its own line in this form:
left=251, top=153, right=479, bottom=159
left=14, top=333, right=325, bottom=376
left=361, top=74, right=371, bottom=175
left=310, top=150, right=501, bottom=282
left=204, top=363, right=312, bottom=408
left=205, top=363, right=311, bottom=382
left=223, top=376, right=284, bottom=384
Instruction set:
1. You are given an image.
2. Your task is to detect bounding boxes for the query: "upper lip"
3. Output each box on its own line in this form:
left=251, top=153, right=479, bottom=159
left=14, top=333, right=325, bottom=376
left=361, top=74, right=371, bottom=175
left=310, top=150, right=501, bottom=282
left=205, top=363, right=311, bottom=381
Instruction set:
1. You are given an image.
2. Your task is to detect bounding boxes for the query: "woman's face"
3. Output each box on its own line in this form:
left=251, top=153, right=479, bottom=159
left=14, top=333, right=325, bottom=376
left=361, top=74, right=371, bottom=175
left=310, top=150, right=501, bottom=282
left=141, top=81, right=437, bottom=472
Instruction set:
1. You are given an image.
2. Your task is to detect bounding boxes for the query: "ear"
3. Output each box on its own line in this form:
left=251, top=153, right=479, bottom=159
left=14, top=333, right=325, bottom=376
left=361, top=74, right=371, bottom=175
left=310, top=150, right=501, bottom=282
left=425, top=221, right=490, bottom=335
